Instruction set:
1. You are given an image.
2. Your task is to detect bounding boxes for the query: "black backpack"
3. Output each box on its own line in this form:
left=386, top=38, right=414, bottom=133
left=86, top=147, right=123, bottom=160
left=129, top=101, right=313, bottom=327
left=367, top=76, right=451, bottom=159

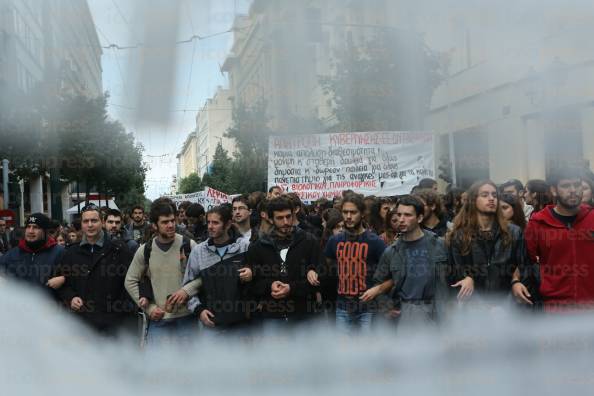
left=138, top=236, right=192, bottom=301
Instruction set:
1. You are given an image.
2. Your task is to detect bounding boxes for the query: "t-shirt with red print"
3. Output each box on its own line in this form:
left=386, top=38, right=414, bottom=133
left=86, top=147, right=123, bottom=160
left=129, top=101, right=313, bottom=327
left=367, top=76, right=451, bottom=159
left=325, top=230, right=387, bottom=297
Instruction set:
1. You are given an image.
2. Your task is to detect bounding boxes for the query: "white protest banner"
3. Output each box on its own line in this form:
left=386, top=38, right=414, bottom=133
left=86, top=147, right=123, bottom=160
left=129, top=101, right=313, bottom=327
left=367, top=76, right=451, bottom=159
left=164, top=186, right=230, bottom=210
left=164, top=191, right=205, bottom=204
left=268, top=131, right=435, bottom=201
left=204, top=186, right=230, bottom=203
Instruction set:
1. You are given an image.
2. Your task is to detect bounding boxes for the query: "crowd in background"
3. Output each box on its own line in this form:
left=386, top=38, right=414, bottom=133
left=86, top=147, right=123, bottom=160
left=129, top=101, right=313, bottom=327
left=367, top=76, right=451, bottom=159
left=1, top=166, right=593, bottom=345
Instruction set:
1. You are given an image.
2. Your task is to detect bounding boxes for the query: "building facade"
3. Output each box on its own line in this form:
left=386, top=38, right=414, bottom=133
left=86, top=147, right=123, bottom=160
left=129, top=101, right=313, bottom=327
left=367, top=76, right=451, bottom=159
left=391, top=0, right=594, bottom=187
left=222, top=0, right=400, bottom=133
left=176, top=131, right=199, bottom=181
left=222, top=0, right=594, bottom=189
left=176, top=86, right=235, bottom=191
left=0, top=0, right=101, bottom=99
left=196, top=86, right=234, bottom=176
left=0, top=0, right=103, bottom=221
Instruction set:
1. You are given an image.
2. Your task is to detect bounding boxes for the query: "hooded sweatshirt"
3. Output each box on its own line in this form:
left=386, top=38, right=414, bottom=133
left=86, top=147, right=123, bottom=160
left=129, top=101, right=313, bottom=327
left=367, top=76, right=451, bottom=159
left=183, top=231, right=251, bottom=327
left=525, top=204, right=594, bottom=311
left=0, top=237, right=64, bottom=297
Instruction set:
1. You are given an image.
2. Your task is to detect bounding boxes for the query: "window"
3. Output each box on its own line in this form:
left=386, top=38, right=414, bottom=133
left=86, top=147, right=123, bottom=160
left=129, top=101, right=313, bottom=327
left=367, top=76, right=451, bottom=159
left=12, top=8, right=42, bottom=65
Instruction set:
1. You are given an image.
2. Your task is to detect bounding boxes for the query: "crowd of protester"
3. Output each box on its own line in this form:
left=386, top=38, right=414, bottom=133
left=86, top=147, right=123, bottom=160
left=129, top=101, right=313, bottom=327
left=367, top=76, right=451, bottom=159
left=1, top=166, right=594, bottom=346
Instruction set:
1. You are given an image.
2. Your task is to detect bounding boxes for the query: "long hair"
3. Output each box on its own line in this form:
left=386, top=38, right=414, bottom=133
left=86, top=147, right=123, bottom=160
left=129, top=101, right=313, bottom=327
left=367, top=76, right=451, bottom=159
left=321, top=209, right=343, bottom=249
left=443, top=185, right=465, bottom=220
left=582, top=176, right=594, bottom=207
left=369, top=197, right=392, bottom=234
left=383, top=207, right=399, bottom=243
left=207, top=205, right=233, bottom=224
left=526, top=179, right=553, bottom=213
left=446, top=180, right=512, bottom=255
left=500, top=193, right=527, bottom=230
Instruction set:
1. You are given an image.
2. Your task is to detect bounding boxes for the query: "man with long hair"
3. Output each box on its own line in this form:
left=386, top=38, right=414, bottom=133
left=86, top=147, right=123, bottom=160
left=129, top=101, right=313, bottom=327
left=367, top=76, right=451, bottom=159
left=447, top=180, right=525, bottom=304
left=311, top=193, right=386, bottom=334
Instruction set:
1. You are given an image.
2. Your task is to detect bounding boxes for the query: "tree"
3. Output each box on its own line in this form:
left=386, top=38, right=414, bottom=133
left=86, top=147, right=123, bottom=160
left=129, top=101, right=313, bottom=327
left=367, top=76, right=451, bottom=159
left=114, top=185, right=150, bottom=215
left=319, top=29, right=444, bottom=132
left=0, top=85, right=50, bottom=180
left=225, top=101, right=271, bottom=193
left=223, top=101, right=325, bottom=193
left=178, top=172, right=203, bottom=194
left=45, top=94, right=147, bottom=201
left=201, top=142, right=232, bottom=193
left=0, top=91, right=148, bottom=212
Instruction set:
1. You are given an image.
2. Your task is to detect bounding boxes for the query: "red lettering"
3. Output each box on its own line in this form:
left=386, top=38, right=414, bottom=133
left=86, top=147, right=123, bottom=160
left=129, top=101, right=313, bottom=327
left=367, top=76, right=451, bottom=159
left=335, top=241, right=370, bottom=296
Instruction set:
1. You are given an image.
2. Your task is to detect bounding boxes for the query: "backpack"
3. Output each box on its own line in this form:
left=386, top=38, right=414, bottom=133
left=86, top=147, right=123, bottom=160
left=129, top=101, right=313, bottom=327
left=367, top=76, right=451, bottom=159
left=138, top=236, right=192, bottom=301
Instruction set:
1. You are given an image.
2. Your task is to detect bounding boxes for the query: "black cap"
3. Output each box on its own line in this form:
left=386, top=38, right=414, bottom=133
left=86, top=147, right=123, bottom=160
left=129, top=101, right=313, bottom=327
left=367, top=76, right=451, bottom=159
left=25, top=213, right=51, bottom=230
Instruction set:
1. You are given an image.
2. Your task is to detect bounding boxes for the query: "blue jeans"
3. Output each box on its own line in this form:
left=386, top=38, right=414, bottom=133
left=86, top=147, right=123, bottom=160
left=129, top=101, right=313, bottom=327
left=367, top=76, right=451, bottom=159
left=146, top=315, right=198, bottom=347
left=335, top=307, right=374, bottom=335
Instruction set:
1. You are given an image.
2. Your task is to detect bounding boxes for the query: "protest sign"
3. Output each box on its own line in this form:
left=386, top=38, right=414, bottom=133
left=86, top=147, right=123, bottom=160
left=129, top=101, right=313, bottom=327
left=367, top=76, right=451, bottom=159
left=268, top=131, right=435, bottom=201
left=164, top=187, right=229, bottom=210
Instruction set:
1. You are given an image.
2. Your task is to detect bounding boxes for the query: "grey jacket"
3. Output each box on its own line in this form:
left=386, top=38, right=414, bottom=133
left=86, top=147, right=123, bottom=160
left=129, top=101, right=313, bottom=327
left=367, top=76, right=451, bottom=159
left=183, top=235, right=250, bottom=313
left=372, top=230, right=451, bottom=320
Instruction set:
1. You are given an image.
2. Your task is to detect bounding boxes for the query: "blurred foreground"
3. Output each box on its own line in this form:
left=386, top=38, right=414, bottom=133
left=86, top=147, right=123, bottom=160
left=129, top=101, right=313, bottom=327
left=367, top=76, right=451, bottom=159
left=2, top=279, right=594, bottom=395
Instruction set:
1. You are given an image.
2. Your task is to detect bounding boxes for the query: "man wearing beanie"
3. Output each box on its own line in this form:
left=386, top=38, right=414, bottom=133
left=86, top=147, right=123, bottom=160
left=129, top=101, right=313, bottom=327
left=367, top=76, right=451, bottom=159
left=0, top=213, right=65, bottom=297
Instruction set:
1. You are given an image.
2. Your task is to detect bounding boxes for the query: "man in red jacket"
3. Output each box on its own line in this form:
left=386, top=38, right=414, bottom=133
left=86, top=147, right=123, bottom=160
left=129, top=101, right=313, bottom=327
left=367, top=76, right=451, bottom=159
left=523, top=167, right=594, bottom=312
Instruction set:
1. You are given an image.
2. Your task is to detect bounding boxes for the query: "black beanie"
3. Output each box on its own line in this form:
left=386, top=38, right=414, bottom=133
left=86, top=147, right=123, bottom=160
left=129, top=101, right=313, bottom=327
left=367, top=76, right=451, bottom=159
left=25, top=213, right=51, bottom=230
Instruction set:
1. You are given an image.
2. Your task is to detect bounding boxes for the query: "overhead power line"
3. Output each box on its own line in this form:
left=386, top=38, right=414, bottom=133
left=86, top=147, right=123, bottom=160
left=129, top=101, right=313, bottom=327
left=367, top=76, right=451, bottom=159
left=101, top=27, right=242, bottom=50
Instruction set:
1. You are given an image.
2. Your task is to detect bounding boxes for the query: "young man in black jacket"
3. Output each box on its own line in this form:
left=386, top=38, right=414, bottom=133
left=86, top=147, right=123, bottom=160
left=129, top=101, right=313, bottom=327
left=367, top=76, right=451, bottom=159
left=58, top=204, right=135, bottom=336
left=448, top=180, right=525, bottom=306
left=183, top=205, right=252, bottom=335
left=248, top=197, right=323, bottom=331
left=103, top=209, right=139, bottom=253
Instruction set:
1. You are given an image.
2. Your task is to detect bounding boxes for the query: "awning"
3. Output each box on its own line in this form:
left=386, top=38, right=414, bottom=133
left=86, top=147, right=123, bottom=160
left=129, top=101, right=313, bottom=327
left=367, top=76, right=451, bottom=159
left=66, top=200, right=119, bottom=215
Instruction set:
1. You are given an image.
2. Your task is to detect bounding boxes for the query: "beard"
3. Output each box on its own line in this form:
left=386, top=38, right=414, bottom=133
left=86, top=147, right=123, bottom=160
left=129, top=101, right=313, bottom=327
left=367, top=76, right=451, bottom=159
left=344, top=219, right=362, bottom=232
left=477, top=208, right=497, bottom=216
left=159, top=230, right=175, bottom=240
left=558, top=195, right=582, bottom=210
